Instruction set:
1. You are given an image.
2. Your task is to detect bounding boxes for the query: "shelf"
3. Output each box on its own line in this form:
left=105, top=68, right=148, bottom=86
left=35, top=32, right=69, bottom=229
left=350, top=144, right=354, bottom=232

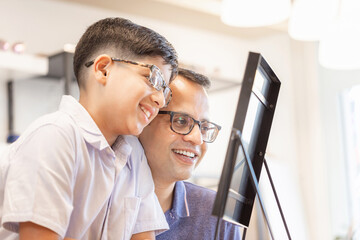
left=0, top=51, right=48, bottom=81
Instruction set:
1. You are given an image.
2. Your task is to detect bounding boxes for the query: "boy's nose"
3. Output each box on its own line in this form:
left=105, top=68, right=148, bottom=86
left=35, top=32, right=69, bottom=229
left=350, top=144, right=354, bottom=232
left=150, top=90, right=166, bottom=108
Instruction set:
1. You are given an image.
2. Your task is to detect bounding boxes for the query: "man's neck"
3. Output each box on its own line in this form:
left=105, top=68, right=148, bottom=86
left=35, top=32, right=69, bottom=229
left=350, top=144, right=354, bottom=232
left=154, top=180, right=176, bottom=213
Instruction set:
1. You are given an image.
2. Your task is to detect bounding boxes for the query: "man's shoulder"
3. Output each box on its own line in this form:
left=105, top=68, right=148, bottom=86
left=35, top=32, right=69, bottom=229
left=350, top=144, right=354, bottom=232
left=182, top=181, right=216, bottom=215
left=184, top=181, right=216, bottom=198
left=160, top=182, right=242, bottom=240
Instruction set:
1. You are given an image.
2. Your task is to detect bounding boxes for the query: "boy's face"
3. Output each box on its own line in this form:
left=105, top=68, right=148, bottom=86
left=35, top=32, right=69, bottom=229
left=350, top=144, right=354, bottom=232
left=139, top=76, right=209, bottom=184
left=97, top=55, right=172, bottom=138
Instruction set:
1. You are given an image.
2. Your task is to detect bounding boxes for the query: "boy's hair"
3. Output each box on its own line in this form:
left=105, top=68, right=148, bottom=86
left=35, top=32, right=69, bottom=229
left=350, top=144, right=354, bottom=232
left=74, top=17, right=178, bottom=88
left=178, top=68, right=211, bottom=89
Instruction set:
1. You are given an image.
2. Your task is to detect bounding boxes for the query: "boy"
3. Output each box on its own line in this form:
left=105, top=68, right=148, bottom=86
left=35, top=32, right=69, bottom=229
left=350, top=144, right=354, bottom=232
left=0, top=17, right=178, bottom=240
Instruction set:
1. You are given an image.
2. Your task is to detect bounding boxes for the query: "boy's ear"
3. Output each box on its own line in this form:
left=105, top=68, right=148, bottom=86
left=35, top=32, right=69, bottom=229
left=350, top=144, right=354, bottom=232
left=94, top=54, right=112, bottom=85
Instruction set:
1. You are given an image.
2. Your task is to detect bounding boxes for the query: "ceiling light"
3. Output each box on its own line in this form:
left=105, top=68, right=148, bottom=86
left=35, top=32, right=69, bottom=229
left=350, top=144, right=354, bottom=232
left=318, top=1, right=360, bottom=69
left=288, top=0, right=339, bottom=41
left=221, top=0, right=291, bottom=28
left=0, top=39, right=10, bottom=51
left=319, top=20, right=360, bottom=70
left=12, top=42, right=25, bottom=54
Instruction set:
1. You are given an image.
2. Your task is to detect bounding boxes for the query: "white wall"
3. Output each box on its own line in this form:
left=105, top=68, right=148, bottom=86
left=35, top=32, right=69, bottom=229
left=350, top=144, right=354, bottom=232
left=319, top=68, right=360, bottom=237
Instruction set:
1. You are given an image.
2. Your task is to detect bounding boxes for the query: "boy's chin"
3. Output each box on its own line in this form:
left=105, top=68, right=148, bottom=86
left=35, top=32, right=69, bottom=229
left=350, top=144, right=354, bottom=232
left=128, top=124, right=145, bottom=137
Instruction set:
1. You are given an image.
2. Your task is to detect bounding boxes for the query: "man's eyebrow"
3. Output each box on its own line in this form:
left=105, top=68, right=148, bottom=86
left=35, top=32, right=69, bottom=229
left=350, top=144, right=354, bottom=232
left=173, top=110, right=188, bottom=115
left=173, top=110, right=210, bottom=122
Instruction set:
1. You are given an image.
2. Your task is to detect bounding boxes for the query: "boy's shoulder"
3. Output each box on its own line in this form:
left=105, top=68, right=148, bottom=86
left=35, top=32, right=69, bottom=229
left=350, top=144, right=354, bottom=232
left=31, top=109, right=75, bottom=132
left=12, top=110, right=79, bottom=150
left=15, top=95, right=100, bottom=149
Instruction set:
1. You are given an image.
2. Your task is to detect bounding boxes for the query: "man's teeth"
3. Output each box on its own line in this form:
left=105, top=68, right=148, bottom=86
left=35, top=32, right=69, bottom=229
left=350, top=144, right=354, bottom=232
left=173, top=149, right=195, bottom=158
left=140, top=106, right=151, bottom=118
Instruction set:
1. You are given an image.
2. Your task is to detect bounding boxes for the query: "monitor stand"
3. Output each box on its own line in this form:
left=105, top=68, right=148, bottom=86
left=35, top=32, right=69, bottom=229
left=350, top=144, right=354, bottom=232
left=214, top=129, right=292, bottom=240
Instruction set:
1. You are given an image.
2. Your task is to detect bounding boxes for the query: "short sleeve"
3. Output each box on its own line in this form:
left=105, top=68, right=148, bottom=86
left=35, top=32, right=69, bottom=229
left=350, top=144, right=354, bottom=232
left=132, top=154, right=169, bottom=235
left=1, top=124, right=76, bottom=238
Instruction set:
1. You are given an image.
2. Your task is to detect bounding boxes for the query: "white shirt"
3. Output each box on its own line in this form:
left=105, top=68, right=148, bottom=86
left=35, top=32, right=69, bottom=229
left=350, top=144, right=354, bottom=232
left=0, top=95, right=168, bottom=239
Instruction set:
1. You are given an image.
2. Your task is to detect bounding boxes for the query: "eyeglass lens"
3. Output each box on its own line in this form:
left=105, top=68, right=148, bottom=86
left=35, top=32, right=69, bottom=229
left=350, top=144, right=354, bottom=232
left=149, top=67, right=171, bottom=106
left=171, top=113, right=218, bottom=142
left=86, top=58, right=172, bottom=107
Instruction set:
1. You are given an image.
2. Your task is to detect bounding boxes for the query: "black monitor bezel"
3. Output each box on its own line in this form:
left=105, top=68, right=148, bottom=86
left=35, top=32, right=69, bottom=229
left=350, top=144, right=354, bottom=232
left=212, top=51, right=281, bottom=228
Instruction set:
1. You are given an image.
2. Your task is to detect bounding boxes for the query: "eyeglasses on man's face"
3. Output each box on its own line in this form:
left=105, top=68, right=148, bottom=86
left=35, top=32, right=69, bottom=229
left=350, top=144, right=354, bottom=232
left=85, top=57, right=172, bottom=107
left=158, top=111, right=221, bottom=143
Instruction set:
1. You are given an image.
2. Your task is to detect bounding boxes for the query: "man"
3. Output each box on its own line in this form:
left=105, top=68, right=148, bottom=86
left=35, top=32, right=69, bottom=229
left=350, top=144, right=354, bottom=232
left=139, top=68, right=241, bottom=239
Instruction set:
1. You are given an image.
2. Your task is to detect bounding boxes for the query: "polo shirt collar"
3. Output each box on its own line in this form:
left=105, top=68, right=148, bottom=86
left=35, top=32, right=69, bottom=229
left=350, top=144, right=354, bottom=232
left=59, top=95, right=110, bottom=151
left=171, top=181, right=190, bottom=218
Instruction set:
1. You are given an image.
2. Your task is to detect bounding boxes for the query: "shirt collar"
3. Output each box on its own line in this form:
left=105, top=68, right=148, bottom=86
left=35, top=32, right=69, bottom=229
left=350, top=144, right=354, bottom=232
left=59, top=95, right=110, bottom=151
left=112, top=135, right=133, bottom=170
left=171, top=181, right=190, bottom=218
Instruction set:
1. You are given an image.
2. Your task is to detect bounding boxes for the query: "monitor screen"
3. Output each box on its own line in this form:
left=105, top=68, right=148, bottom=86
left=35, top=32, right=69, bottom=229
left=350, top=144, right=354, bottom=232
left=212, top=52, right=281, bottom=228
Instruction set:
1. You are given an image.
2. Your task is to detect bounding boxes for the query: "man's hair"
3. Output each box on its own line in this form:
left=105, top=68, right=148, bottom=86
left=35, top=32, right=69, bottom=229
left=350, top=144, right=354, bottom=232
left=178, top=68, right=211, bottom=89
left=73, top=17, right=178, bottom=88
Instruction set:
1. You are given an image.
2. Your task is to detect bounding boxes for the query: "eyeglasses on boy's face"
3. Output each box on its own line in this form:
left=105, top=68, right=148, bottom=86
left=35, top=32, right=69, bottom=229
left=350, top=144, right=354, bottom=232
left=158, top=111, right=222, bottom=143
left=85, top=57, right=172, bottom=107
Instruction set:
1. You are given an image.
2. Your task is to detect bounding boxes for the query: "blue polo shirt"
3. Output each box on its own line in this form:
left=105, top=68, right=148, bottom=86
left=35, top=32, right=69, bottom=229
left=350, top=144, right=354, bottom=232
left=157, top=181, right=242, bottom=240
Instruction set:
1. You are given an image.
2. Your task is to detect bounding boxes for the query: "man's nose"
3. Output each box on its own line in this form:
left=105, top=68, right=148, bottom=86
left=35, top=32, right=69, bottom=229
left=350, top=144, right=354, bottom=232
left=183, top=124, right=203, bottom=145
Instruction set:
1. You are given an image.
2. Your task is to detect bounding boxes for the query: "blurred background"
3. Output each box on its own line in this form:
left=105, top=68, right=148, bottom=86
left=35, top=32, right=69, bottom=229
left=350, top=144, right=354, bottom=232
left=1, top=0, right=360, bottom=239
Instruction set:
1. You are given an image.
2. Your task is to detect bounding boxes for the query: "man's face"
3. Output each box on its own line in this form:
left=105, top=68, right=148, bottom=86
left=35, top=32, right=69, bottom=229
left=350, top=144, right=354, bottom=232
left=139, top=76, right=210, bottom=184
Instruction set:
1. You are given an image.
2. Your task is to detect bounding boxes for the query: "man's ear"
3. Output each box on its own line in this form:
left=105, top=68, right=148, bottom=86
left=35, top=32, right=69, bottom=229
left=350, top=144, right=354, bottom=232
left=94, top=54, right=112, bottom=85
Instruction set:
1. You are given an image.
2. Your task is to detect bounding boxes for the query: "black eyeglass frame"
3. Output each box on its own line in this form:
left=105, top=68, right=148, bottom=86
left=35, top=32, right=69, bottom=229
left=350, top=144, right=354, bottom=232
left=85, top=57, right=172, bottom=107
left=158, top=110, right=222, bottom=143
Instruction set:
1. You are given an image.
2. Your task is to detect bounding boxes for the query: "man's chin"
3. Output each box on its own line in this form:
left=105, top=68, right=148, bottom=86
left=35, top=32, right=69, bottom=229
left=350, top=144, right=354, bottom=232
left=174, top=171, right=194, bottom=182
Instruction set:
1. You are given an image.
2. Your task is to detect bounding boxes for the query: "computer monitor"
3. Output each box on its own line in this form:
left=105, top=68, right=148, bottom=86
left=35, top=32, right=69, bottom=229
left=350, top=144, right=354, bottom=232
left=212, top=52, right=281, bottom=229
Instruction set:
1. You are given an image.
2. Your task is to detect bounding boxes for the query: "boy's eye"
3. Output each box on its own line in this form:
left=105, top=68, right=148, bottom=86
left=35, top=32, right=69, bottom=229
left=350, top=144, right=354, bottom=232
left=137, top=68, right=151, bottom=79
